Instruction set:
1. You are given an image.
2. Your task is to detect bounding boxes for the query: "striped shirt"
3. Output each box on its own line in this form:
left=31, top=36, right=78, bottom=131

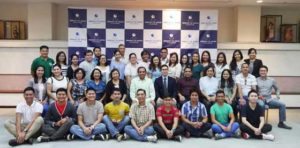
left=181, top=101, right=207, bottom=122
left=129, top=103, right=155, bottom=127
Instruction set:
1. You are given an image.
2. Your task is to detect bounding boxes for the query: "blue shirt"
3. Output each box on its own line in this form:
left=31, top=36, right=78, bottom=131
left=149, top=68, right=161, bottom=82
left=181, top=101, right=207, bottom=122
left=86, top=80, right=106, bottom=100
left=110, top=59, right=126, bottom=80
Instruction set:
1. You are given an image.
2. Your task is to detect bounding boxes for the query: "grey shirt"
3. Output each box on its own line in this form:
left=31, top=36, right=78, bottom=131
left=257, top=77, right=280, bottom=102
left=28, top=78, right=47, bottom=101
left=77, top=101, right=104, bottom=126
left=79, top=60, right=95, bottom=80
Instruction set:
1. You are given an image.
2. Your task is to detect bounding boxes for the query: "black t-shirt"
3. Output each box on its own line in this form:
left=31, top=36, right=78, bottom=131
left=241, top=103, right=264, bottom=127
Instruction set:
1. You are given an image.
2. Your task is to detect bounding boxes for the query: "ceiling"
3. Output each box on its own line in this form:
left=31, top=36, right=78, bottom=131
left=0, top=0, right=300, bottom=7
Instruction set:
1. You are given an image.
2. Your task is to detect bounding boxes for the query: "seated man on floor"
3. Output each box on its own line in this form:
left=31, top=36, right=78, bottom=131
left=103, top=88, right=130, bottom=141
left=211, top=90, right=240, bottom=140
left=37, top=88, right=76, bottom=142
left=240, top=90, right=274, bottom=141
left=124, top=89, right=157, bottom=143
left=69, top=88, right=108, bottom=141
left=257, top=65, right=292, bottom=129
left=181, top=89, right=212, bottom=138
left=4, top=87, right=44, bottom=147
left=154, top=97, right=184, bottom=142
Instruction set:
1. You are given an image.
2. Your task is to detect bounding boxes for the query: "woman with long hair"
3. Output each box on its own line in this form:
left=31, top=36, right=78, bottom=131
left=229, top=50, right=244, bottom=80
left=66, top=54, right=79, bottom=80
left=191, top=52, right=204, bottom=80
left=180, top=54, right=190, bottom=78
left=168, top=52, right=182, bottom=80
left=95, top=54, right=110, bottom=83
left=215, top=52, right=229, bottom=80
left=148, top=55, right=162, bottom=82
left=55, top=51, right=68, bottom=76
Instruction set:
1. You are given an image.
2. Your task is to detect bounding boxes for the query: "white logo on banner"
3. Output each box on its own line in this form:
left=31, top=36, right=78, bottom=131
left=125, top=10, right=143, bottom=29
left=144, top=30, right=162, bottom=48
left=163, top=10, right=181, bottom=29
left=106, top=29, right=124, bottom=48
left=68, top=28, right=87, bottom=47
left=200, top=10, right=218, bottom=30
left=87, top=8, right=105, bottom=28
left=181, top=30, right=199, bottom=49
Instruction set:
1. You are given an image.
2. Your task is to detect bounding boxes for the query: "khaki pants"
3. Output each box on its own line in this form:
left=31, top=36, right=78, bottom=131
left=4, top=116, right=44, bottom=140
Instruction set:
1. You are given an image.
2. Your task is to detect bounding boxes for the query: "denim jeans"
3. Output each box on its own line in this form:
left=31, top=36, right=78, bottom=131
left=70, top=123, right=107, bottom=140
left=102, top=115, right=130, bottom=137
left=211, top=122, right=239, bottom=137
left=124, top=125, right=155, bottom=141
left=258, top=98, right=287, bottom=122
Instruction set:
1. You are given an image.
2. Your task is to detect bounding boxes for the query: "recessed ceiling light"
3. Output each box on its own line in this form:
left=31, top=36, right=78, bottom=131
left=256, top=0, right=263, bottom=3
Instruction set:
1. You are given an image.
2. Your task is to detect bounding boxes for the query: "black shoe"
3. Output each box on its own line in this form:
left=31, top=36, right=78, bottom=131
left=278, top=122, right=292, bottom=130
left=37, top=136, right=50, bottom=143
left=8, top=139, right=19, bottom=147
left=93, top=134, right=105, bottom=141
left=173, top=135, right=182, bottom=142
left=26, top=138, right=34, bottom=145
left=67, top=134, right=78, bottom=141
left=116, top=134, right=123, bottom=142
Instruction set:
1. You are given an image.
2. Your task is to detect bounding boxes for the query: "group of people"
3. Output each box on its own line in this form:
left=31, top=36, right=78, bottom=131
left=4, top=44, right=292, bottom=147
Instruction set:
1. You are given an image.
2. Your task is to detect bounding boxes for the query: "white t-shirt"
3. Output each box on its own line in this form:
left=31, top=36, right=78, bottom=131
left=215, top=64, right=229, bottom=80
left=124, top=63, right=139, bottom=78
left=235, top=73, right=257, bottom=96
left=199, top=76, right=219, bottom=96
left=95, top=66, right=110, bottom=83
left=47, top=76, right=68, bottom=102
left=168, top=64, right=182, bottom=79
left=16, top=101, right=43, bottom=124
left=138, top=61, right=150, bottom=72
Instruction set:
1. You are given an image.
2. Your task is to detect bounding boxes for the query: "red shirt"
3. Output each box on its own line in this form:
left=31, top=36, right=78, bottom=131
left=156, top=105, right=180, bottom=124
left=55, top=101, right=67, bottom=116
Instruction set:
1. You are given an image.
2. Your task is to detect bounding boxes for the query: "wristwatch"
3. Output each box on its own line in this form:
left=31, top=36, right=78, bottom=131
left=23, top=129, right=28, bottom=133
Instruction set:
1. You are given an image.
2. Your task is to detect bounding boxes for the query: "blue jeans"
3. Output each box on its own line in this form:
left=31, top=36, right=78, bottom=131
left=70, top=123, right=107, bottom=140
left=124, top=125, right=155, bottom=141
left=102, top=115, right=130, bottom=137
left=42, top=103, right=49, bottom=117
left=212, top=122, right=239, bottom=137
left=258, top=98, right=286, bottom=122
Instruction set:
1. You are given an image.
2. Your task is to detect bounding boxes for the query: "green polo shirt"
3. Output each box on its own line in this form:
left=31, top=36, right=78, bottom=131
left=31, top=57, right=54, bottom=78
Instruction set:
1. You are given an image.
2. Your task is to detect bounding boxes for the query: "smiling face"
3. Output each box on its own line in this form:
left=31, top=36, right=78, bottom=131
left=234, top=51, right=241, bottom=61
left=111, top=70, right=120, bottom=80
left=40, top=48, right=49, bottom=58
left=152, top=56, right=160, bottom=66
left=58, top=53, right=66, bottom=64
left=202, top=52, right=209, bottom=62
left=181, top=55, right=188, bottom=64
left=94, top=48, right=101, bottom=57
left=248, top=92, right=258, bottom=104
left=99, top=55, right=107, bottom=65
left=111, top=90, right=121, bottom=101
left=36, top=66, right=44, bottom=78
left=71, top=55, right=79, bottom=65
left=138, top=68, right=146, bottom=79
left=163, top=97, right=172, bottom=107
left=192, top=53, right=199, bottom=63
left=259, top=67, right=268, bottom=77
left=85, top=52, right=93, bottom=62
left=52, top=66, right=62, bottom=77
left=160, top=49, right=168, bottom=59
left=136, top=90, right=146, bottom=105
left=129, top=54, right=137, bottom=64
left=218, top=54, right=225, bottom=64
left=206, top=67, right=214, bottom=77
left=86, top=90, right=96, bottom=101
left=190, top=92, right=199, bottom=103
left=57, top=91, right=67, bottom=103
left=249, top=50, right=256, bottom=60
left=92, top=70, right=101, bottom=80
left=222, top=70, right=230, bottom=80
left=24, top=90, right=34, bottom=104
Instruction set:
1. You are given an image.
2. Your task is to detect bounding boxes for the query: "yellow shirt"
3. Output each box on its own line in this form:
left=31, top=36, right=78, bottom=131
left=104, top=101, right=129, bottom=122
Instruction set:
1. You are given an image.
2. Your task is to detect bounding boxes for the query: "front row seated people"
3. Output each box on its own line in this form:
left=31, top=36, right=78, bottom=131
left=4, top=87, right=44, bottom=147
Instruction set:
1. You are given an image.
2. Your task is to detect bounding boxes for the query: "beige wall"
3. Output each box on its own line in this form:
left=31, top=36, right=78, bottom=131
left=0, top=3, right=28, bottom=22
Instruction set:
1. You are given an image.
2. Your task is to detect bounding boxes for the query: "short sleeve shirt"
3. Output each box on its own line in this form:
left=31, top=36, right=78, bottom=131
left=129, top=103, right=155, bottom=127
left=235, top=73, right=257, bottom=96
left=156, top=105, right=180, bottom=124
left=16, top=101, right=43, bottom=124
left=210, top=103, right=233, bottom=124
left=241, top=103, right=264, bottom=127
left=77, top=101, right=104, bottom=126
left=31, top=57, right=54, bottom=78
left=181, top=101, right=207, bottom=122
left=104, top=102, right=129, bottom=122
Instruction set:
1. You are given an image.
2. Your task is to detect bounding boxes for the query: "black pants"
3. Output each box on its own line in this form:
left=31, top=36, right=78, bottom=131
left=153, top=124, right=184, bottom=139
left=240, top=123, right=272, bottom=139
left=42, top=119, right=74, bottom=140
left=182, top=122, right=211, bottom=137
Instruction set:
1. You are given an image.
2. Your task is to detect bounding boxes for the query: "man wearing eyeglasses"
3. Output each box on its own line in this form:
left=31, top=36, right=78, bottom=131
left=236, top=63, right=257, bottom=106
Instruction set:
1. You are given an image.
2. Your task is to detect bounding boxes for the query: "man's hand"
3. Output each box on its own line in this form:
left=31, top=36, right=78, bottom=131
left=83, top=127, right=92, bottom=135
left=166, top=130, right=173, bottom=139
left=254, top=128, right=261, bottom=135
left=17, top=131, right=26, bottom=144
left=239, top=98, right=246, bottom=105
left=179, top=95, right=185, bottom=102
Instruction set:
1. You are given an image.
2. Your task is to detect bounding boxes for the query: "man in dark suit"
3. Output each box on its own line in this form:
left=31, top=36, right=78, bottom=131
left=244, top=48, right=263, bottom=78
left=154, top=65, right=177, bottom=107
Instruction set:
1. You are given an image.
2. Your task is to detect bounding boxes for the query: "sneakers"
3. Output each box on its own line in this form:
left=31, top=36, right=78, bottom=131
left=8, top=138, right=33, bottom=147
left=116, top=134, right=123, bottom=142
left=202, top=129, right=213, bottom=138
left=36, top=136, right=50, bottom=143
left=92, top=134, right=105, bottom=141
left=215, top=133, right=226, bottom=140
left=232, top=129, right=241, bottom=138
left=242, top=133, right=250, bottom=140
left=278, top=122, right=292, bottom=130
left=146, top=135, right=157, bottom=143
left=105, top=134, right=110, bottom=140
left=184, top=131, right=191, bottom=138
left=66, top=134, right=76, bottom=141
left=123, top=133, right=129, bottom=140
left=174, top=135, right=182, bottom=142
left=262, top=134, right=275, bottom=141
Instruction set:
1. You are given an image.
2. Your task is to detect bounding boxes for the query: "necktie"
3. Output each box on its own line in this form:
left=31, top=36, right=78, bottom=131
left=163, top=77, right=169, bottom=97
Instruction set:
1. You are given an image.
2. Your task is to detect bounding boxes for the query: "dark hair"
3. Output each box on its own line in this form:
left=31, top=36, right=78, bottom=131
left=203, top=65, right=215, bottom=77
left=169, top=52, right=179, bottom=66
left=70, top=54, right=79, bottom=64
left=201, top=50, right=211, bottom=63
left=137, top=66, right=147, bottom=73
left=114, top=50, right=121, bottom=55
left=118, top=44, right=125, bottom=48
left=189, top=88, right=203, bottom=98
left=109, top=68, right=120, bottom=79
left=161, top=64, right=168, bottom=69
left=93, top=47, right=101, bottom=52
left=84, top=50, right=93, bottom=56
left=112, top=88, right=121, bottom=94
left=97, top=54, right=108, bottom=66
left=215, top=90, right=225, bottom=96
left=33, top=65, right=46, bottom=83
left=52, top=63, right=61, bottom=70
left=260, top=65, right=268, bottom=71
left=86, top=87, right=96, bottom=94
left=149, top=55, right=161, bottom=71
left=90, top=68, right=102, bottom=80
left=180, top=54, right=190, bottom=66
left=216, top=52, right=227, bottom=68
left=136, top=89, right=146, bottom=95
left=56, top=88, right=67, bottom=94
left=248, top=48, right=257, bottom=55
left=160, top=47, right=168, bottom=52
left=39, top=45, right=49, bottom=51
left=220, top=69, right=234, bottom=89
left=141, top=50, right=150, bottom=57
left=56, top=51, right=67, bottom=65
left=248, top=89, right=258, bottom=97
left=191, top=52, right=201, bottom=65
left=230, top=50, right=243, bottom=71
left=74, top=68, right=86, bottom=80
left=241, top=62, right=249, bottom=68
left=129, top=53, right=137, bottom=60
left=184, top=66, right=192, bottom=72
left=23, top=87, right=35, bottom=94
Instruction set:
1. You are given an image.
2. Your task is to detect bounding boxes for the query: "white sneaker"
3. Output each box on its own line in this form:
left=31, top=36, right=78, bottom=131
left=123, top=133, right=129, bottom=140
left=262, top=134, right=275, bottom=141
left=146, top=135, right=157, bottom=143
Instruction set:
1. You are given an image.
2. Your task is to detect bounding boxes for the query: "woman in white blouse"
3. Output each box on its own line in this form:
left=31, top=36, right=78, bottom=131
left=168, top=52, right=182, bottom=80
left=215, top=52, right=229, bottom=80
left=95, top=54, right=110, bottom=84
left=125, top=53, right=139, bottom=88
